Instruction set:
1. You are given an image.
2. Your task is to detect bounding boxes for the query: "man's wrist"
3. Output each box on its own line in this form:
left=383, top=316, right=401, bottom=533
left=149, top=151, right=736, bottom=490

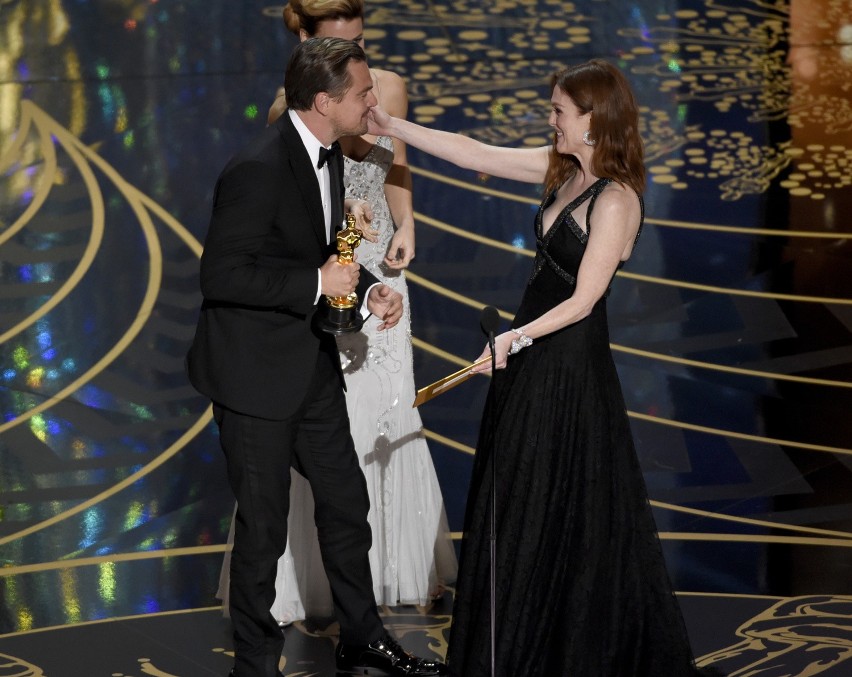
left=360, top=282, right=381, bottom=319
left=315, top=269, right=323, bottom=305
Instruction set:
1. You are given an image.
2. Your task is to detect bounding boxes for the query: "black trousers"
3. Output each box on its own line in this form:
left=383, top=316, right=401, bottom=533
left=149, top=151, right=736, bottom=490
left=214, top=349, right=383, bottom=677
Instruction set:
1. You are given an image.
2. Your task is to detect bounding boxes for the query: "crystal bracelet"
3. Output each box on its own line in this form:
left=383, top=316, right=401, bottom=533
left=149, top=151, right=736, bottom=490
left=508, top=327, right=533, bottom=355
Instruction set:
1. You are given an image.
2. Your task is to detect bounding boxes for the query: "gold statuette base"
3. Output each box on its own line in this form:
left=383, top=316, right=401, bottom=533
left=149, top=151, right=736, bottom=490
left=320, top=299, right=365, bottom=335
left=320, top=213, right=364, bottom=335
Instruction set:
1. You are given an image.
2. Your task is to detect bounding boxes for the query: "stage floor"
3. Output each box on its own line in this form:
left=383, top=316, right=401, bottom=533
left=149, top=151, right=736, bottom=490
left=2, top=0, right=852, bottom=675
left=4, top=592, right=851, bottom=676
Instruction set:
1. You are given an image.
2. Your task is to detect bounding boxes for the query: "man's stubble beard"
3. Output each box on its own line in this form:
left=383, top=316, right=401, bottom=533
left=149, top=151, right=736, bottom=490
left=332, top=115, right=368, bottom=141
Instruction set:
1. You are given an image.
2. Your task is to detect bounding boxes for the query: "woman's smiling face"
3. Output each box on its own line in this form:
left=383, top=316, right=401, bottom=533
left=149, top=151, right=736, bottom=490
left=549, top=86, right=590, bottom=154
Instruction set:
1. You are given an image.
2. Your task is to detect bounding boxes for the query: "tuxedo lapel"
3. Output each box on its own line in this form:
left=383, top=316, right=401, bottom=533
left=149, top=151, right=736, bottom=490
left=277, top=113, right=328, bottom=249
left=327, top=144, right=344, bottom=240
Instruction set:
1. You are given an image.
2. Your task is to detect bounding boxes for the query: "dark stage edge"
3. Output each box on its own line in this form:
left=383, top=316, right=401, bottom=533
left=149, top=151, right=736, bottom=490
left=4, top=592, right=852, bottom=676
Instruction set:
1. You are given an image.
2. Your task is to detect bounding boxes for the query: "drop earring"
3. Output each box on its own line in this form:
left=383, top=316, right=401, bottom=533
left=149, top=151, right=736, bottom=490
left=583, top=130, right=596, bottom=146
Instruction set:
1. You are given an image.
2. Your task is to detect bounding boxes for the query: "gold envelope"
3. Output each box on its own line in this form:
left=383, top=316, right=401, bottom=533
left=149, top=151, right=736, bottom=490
left=412, top=356, right=492, bottom=407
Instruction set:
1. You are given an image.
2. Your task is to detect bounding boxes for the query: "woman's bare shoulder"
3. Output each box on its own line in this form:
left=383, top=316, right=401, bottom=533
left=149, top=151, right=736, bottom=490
left=372, top=68, right=406, bottom=91
left=268, top=87, right=287, bottom=125
left=600, top=179, right=640, bottom=205
left=593, top=181, right=642, bottom=228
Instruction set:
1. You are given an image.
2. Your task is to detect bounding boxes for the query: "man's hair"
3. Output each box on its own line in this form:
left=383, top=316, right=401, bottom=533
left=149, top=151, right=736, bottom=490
left=284, top=37, right=367, bottom=111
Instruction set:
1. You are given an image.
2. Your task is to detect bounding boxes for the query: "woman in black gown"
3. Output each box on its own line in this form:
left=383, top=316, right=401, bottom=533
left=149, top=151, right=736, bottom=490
left=369, top=60, right=719, bottom=677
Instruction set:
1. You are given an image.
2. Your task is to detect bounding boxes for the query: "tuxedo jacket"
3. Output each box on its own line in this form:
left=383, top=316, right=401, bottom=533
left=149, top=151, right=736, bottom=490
left=187, top=111, right=378, bottom=420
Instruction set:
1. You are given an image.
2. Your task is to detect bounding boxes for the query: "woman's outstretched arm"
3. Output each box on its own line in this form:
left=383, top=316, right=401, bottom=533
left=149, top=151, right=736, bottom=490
left=368, top=105, right=551, bottom=185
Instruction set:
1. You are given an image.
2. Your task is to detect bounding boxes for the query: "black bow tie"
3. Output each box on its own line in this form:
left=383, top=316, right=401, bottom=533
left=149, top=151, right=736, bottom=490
left=317, top=143, right=341, bottom=169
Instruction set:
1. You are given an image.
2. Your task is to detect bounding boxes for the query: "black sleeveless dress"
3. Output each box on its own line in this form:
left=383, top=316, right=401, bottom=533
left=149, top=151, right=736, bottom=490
left=447, top=179, right=715, bottom=676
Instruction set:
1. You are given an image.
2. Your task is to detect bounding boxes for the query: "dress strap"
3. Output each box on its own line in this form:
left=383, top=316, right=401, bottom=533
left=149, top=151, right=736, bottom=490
left=570, top=177, right=610, bottom=216
left=584, top=178, right=613, bottom=235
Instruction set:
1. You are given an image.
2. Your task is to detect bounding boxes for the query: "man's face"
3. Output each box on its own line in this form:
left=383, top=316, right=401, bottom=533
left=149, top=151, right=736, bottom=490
left=327, top=60, right=376, bottom=139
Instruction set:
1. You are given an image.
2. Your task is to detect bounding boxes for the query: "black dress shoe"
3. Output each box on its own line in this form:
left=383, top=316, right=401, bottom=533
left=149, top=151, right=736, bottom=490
left=335, top=632, right=448, bottom=676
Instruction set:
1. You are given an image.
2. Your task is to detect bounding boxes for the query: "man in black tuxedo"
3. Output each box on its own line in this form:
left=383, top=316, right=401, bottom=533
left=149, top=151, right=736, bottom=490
left=187, top=38, right=447, bottom=677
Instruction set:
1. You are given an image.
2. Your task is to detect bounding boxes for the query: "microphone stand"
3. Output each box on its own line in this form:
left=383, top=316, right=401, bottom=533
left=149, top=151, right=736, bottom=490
left=488, top=325, right=496, bottom=677
left=479, top=306, right=499, bottom=677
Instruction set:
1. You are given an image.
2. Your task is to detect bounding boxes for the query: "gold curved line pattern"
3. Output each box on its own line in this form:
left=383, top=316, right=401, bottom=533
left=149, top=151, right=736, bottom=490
left=410, top=166, right=541, bottom=205
left=650, top=500, right=852, bottom=540
left=410, top=165, right=852, bottom=239
left=407, top=275, right=852, bottom=389
left=422, top=428, right=476, bottom=455
left=425, top=423, right=852, bottom=539
left=4, top=516, right=844, bottom=582
left=450, top=531, right=852, bottom=548
left=0, top=596, right=792, bottom=642
left=424, top=421, right=852, bottom=540
left=678, top=591, right=785, bottom=600
left=658, top=533, right=852, bottom=547
left=415, top=212, right=535, bottom=257
left=0, top=101, right=35, bottom=173
left=415, top=211, right=852, bottom=305
left=0, top=102, right=214, bottom=545
left=0, top=106, right=57, bottom=248
left=0, top=606, right=222, bottom=639
left=617, top=344, right=852, bottom=390
left=137, top=191, right=204, bottom=258
left=416, top=335, right=852, bottom=542
left=0, top=543, right=227, bottom=577
left=0, top=406, right=213, bottom=546
left=617, top=270, right=852, bottom=306
left=0, top=102, right=162, bottom=434
left=413, top=338, right=852, bottom=455
left=448, top=532, right=852, bottom=547
left=631, top=411, right=852, bottom=457
left=406, top=270, right=516, bottom=318
left=0, top=114, right=104, bottom=345
left=646, top=215, right=852, bottom=239
left=410, top=334, right=490, bottom=369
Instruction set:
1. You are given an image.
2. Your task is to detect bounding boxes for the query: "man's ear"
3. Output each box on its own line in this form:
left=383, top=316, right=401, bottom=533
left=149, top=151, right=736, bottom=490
left=314, top=92, right=330, bottom=114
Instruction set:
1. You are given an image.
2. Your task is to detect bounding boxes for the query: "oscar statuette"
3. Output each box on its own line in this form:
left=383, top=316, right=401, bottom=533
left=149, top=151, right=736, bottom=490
left=319, top=213, right=365, bottom=334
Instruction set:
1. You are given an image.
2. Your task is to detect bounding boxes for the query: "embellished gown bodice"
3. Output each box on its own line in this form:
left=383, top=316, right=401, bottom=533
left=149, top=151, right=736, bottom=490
left=514, top=177, right=640, bottom=327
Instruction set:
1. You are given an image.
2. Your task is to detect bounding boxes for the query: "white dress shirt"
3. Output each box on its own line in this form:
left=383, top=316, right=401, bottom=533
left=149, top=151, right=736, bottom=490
left=288, top=110, right=376, bottom=314
left=289, top=109, right=335, bottom=305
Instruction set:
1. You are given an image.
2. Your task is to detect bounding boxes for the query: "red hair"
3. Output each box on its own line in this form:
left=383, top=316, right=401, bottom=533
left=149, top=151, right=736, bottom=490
left=543, top=60, right=645, bottom=197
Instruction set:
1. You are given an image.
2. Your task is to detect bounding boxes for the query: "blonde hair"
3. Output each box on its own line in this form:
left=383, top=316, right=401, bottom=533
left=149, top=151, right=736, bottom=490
left=283, top=0, right=364, bottom=36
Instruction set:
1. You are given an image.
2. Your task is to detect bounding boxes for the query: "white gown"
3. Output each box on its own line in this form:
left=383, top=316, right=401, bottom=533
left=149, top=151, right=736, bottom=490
left=218, top=136, right=458, bottom=623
